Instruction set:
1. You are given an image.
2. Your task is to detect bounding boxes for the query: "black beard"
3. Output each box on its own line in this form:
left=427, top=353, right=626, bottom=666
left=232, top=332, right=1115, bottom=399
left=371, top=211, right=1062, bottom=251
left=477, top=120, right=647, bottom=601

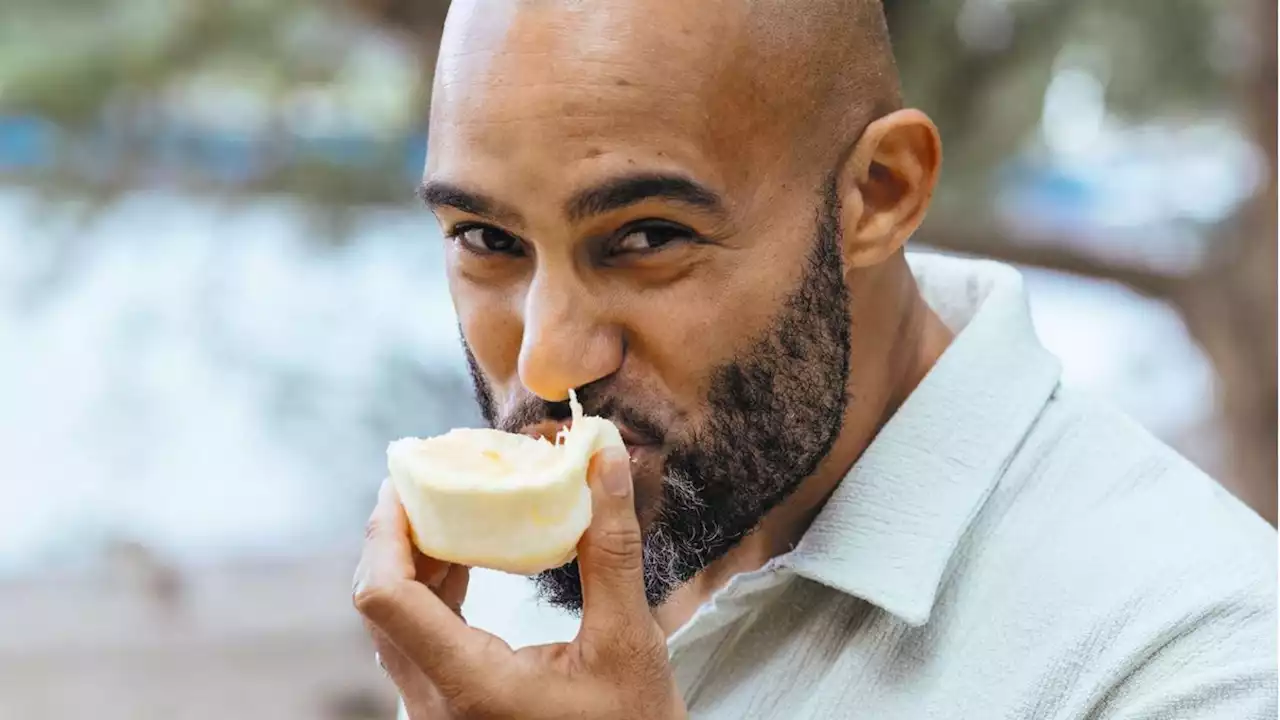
left=462, top=179, right=852, bottom=613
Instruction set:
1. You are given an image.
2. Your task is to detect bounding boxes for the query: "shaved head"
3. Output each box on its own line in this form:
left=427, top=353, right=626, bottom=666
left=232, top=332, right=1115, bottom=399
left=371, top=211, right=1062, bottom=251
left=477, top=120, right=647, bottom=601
left=429, top=0, right=901, bottom=195
left=424, top=0, right=941, bottom=613
left=699, top=0, right=903, bottom=168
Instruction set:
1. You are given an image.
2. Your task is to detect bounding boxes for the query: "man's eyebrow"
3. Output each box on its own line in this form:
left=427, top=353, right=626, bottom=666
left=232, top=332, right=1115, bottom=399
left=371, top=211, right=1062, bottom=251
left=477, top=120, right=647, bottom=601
left=564, top=173, right=726, bottom=222
left=416, top=181, right=525, bottom=227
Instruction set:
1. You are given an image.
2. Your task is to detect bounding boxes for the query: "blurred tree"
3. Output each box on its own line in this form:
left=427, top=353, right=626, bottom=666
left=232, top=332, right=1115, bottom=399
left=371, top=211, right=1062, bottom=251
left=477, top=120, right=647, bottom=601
left=889, top=0, right=1277, bottom=522
left=2, top=0, right=1273, bottom=520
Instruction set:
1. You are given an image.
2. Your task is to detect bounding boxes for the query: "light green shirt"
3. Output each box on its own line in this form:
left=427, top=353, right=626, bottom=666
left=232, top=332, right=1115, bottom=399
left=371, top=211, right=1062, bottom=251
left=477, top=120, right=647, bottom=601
left=415, top=255, right=1277, bottom=719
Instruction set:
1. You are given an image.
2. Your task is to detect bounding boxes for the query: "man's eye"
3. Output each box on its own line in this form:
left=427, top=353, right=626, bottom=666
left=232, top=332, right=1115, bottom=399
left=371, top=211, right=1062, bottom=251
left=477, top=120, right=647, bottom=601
left=454, top=226, right=523, bottom=256
left=613, top=223, right=695, bottom=254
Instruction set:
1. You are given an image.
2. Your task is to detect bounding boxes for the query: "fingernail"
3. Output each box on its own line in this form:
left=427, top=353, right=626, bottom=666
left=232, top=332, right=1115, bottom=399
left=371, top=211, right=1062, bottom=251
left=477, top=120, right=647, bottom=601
left=601, top=448, right=632, bottom=497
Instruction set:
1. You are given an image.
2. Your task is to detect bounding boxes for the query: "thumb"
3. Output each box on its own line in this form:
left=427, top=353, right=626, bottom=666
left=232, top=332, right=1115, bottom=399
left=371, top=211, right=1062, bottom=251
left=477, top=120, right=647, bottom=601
left=577, top=446, right=650, bottom=635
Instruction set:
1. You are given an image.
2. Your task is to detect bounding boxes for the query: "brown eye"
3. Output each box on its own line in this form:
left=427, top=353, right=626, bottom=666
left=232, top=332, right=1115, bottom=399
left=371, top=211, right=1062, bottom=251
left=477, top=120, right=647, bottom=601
left=613, top=222, right=695, bottom=254
left=454, top=225, right=523, bottom=256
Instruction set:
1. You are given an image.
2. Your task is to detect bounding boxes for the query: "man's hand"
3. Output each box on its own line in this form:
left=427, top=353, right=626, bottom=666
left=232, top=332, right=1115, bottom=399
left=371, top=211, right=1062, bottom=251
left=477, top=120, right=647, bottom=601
left=353, top=479, right=470, bottom=718
left=353, top=448, right=686, bottom=720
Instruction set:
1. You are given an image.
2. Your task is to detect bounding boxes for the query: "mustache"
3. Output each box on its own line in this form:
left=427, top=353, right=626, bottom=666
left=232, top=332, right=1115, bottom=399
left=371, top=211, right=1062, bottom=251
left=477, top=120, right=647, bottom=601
left=495, top=388, right=666, bottom=445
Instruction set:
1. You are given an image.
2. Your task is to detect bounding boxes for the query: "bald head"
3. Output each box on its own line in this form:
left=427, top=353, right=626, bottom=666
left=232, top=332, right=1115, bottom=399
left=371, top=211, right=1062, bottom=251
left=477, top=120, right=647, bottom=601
left=710, top=0, right=904, bottom=168
left=429, top=0, right=901, bottom=191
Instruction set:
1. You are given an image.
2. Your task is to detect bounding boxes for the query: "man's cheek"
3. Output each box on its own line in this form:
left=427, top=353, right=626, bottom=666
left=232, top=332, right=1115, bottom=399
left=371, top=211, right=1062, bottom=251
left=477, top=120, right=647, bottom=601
left=458, top=299, right=526, bottom=377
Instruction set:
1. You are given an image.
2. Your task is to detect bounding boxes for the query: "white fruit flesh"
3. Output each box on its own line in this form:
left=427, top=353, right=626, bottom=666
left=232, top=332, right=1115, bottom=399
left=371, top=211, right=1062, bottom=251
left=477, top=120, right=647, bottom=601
left=387, top=390, right=625, bottom=575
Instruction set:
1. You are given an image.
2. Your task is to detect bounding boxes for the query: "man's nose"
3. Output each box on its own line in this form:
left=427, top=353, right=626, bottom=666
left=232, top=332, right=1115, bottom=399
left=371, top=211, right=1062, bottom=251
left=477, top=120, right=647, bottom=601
left=517, top=274, right=622, bottom=402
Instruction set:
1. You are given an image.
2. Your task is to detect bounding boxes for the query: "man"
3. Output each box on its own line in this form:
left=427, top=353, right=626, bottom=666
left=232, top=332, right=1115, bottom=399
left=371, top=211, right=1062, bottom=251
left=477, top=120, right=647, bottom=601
left=353, top=0, right=1278, bottom=717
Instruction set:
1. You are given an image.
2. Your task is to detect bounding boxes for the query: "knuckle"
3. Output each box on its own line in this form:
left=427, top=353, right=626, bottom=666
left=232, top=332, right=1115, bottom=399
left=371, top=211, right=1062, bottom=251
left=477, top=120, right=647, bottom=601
left=352, top=580, right=401, bottom=619
left=589, top=524, right=644, bottom=571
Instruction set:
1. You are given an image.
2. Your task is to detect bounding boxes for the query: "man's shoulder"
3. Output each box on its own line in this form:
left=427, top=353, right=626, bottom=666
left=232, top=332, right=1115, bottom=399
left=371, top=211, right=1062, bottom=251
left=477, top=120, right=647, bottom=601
left=996, top=387, right=1274, bottom=557
left=930, top=389, right=1277, bottom=716
left=960, top=387, right=1274, bottom=616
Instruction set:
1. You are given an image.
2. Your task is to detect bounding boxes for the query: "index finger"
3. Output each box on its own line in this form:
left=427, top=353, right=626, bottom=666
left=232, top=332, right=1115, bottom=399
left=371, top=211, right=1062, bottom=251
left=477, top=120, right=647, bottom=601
left=353, top=479, right=464, bottom=588
left=352, top=479, right=415, bottom=598
left=352, top=479, right=492, bottom=691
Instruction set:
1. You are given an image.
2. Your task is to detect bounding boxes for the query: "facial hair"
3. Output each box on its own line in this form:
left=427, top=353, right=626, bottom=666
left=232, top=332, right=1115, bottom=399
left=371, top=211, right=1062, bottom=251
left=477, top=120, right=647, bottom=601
left=462, top=179, right=852, bottom=613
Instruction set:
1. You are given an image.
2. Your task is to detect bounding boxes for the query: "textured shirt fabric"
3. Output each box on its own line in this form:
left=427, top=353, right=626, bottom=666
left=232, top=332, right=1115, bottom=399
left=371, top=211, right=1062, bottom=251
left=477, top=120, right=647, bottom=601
left=664, top=254, right=1277, bottom=719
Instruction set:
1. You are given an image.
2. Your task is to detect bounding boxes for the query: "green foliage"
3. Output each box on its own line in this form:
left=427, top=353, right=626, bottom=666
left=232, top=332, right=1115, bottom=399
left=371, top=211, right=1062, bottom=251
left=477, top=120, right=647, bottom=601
left=0, top=0, right=1245, bottom=217
left=884, top=0, right=1229, bottom=216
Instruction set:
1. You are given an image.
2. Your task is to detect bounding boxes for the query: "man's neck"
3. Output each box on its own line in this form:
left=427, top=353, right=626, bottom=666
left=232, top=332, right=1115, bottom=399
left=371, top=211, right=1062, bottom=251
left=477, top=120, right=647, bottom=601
left=655, top=258, right=953, bottom=636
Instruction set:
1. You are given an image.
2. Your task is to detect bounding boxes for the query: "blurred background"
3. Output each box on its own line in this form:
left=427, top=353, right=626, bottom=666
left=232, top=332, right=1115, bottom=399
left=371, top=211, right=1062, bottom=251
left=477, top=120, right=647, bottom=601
left=0, top=0, right=1274, bottom=717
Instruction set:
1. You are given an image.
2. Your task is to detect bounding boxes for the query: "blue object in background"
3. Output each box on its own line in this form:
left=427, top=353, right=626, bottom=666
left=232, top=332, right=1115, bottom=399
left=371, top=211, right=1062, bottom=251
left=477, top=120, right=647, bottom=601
left=0, top=116, right=59, bottom=172
left=0, top=113, right=429, bottom=187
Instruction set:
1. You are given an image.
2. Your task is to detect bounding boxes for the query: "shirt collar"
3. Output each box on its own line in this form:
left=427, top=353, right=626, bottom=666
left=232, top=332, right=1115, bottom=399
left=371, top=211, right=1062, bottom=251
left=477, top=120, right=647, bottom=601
left=784, top=253, right=1062, bottom=627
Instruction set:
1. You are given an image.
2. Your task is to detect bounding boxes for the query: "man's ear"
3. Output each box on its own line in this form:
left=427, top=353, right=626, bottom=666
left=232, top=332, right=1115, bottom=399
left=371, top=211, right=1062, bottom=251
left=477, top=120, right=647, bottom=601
left=836, top=109, right=942, bottom=268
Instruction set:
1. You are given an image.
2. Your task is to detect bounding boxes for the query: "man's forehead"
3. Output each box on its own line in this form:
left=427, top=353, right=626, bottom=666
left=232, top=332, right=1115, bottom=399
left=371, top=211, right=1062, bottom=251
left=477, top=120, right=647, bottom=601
left=427, top=0, right=762, bottom=178
left=436, top=1, right=744, bottom=97
left=437, top=0, right=741, bottom=65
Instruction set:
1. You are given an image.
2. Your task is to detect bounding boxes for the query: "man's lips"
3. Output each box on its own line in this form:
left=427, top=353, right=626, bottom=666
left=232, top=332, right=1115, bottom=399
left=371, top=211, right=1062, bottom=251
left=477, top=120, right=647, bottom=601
left=520, top=419, right=656, bottom=450
left=521, top=419, right=662, bottom=522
